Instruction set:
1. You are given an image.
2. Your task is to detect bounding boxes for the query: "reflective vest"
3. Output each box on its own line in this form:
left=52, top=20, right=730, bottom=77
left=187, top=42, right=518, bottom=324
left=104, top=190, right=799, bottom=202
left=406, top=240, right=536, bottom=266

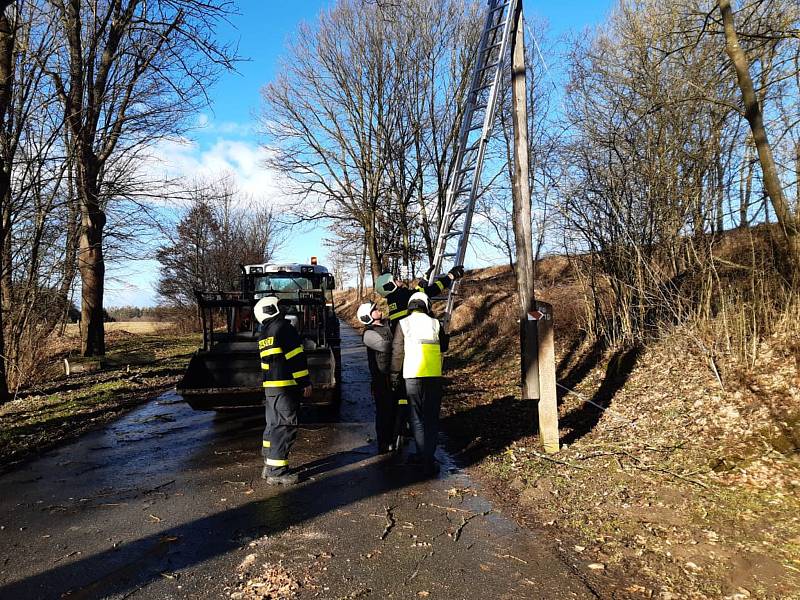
left=398, top=312, right=442, bottom=378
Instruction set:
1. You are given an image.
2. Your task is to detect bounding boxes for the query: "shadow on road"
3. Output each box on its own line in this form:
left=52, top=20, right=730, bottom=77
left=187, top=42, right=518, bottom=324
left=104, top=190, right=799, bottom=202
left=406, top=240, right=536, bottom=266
left=0, top=323, right=619, bottom=598
left=0, top=447, right=428, bottom=599
left=440, top=394, right=539, bottom=467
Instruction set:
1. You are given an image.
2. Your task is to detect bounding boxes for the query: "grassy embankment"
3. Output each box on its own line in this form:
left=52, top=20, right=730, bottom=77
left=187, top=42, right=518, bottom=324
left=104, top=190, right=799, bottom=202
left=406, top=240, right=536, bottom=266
left=0, top=323, right=199, bottom=471
left=335, top=257, right=800, bottom=600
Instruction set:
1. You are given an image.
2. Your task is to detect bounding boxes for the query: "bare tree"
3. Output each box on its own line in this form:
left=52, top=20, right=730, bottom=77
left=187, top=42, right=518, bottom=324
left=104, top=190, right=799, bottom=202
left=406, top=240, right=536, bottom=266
left=157, top=178, right=285, bottom=310
left=261, top=0, right=481, bottom=283
left=42, top=0, right=237, bottom=356
left=0, top=0, right=16, bottom=403
left=719, top=0, right=800, bottom=276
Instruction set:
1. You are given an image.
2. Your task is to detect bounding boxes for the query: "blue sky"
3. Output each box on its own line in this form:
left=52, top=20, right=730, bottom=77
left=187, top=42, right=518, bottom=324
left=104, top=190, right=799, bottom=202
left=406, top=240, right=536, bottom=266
left=108, top=0, right=613, bottom=307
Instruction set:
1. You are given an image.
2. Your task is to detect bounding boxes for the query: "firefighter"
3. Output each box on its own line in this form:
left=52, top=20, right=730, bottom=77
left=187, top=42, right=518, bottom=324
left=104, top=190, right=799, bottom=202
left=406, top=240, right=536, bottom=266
left=357, top=301, right=395, bottom=454
left=254, top=295, right=312, bottom=485
left=376, top=265, right=464, bottom=452
left=375, top=265, right=465, bottom=332
left=389, top=292, right=449, bottom=477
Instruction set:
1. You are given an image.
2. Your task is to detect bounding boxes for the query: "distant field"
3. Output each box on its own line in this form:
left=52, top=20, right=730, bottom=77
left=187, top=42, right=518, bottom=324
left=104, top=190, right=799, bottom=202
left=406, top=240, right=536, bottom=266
left=63, top=321, right=176, bottom=337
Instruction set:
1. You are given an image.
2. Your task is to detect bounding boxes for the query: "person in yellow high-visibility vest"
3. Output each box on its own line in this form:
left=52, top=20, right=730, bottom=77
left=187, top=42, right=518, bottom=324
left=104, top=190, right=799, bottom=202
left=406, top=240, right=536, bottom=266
left=389, top=292, right=449, bottom=477
left=255, top=296, right=312, bottom=485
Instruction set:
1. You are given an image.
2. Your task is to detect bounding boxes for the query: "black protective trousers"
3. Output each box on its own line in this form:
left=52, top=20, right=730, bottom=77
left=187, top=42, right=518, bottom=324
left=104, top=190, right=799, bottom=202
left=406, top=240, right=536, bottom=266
left=262, top=389, right=300, bottom=476
left=404, top=377, right=442, bottom=465
left=393, top=379, right=410, bottom=445
left=371, top=374, right=395, bottom=451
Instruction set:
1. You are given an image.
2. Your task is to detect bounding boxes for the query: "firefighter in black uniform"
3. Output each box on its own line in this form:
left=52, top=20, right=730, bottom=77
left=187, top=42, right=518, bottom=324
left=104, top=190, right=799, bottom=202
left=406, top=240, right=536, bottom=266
left=357, top=301, right=394, bottom=453
left=254, top=295, right=312, bottom=485
left=375, top=266, right=465, bottom=331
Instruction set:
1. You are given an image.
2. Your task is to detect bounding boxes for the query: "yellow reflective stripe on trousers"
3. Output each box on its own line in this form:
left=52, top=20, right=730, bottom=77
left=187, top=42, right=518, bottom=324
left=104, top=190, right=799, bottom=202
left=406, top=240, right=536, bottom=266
left=285, top=346, right=304, bottom=359
left=266, top=458, right=288, bottom=467
left=397, top=398, right=408, bottom=405
left=435, top=279, right=445, bottom=291
left=262, top=440, right=271, bottom=448
left=389, top=309, right=408, bottom=320
left=263, top=380, right=297, bottom=388
left=292, top=369, right=309, bottom=379
left=260, top=347, right=283, bottom=358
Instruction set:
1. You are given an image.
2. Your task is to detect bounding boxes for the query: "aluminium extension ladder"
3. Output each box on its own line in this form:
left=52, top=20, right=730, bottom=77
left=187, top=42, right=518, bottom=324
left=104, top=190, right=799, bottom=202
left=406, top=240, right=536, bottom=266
left=427, top=0, right=519, bottom=328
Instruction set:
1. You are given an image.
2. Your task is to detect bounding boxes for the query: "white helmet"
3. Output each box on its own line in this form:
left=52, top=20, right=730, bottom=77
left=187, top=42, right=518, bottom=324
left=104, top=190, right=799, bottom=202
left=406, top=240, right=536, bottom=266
left=254, top=296, right=280, bottom=323
left=357, top=301, right=377, bottom=325
left=375, top=272, right=397, bottom=297
left=407, top=291, right=430, bottom=313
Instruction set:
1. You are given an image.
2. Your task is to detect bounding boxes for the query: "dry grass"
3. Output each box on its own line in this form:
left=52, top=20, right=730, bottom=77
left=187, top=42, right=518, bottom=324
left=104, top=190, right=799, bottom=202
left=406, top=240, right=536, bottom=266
left=428, top=260, right=800, bottom=599
left=62, top=321, right=176, bottom=337
left=0, top=329, right=199, bottom=469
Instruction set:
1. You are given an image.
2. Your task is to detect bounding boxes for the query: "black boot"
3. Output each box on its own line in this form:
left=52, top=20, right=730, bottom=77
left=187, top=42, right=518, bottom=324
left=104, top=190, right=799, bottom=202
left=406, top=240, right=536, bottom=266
left=422, top=461, right=440, bottom=478
left=262, top=467, right=299, bottom=485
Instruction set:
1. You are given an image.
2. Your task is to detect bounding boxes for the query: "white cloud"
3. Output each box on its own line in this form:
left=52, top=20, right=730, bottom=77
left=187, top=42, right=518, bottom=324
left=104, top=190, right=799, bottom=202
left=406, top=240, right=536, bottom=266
left=147, top=136, right=284, bottom=202
left=193, top=113, right=255, bottom=137
left=108, top=126, right=326, bottom=306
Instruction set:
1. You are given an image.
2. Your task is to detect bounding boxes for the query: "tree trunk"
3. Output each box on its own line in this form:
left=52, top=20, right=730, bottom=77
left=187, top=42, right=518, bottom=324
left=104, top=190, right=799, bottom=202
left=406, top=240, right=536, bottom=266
left=77, top=157, right=107, bottom=356
left=692, top=169, right=707, bottom=239
left=715, top=147, right=725, bottom=234
left=0, top=0, right=14, bottom=404
left=719, top=0, right=800, bottom=276
left=358, top=240, right=367, bottom=297
left=739, top=139, right=753, bottom=229
left=79, top=217, right=106, bottom=356
left=365, top=217, right=381, bottom=286
left=1, top=196, right=10, bottom=307
left=796, top=142, right=800, bottom=213
left=413, top=136, right=435, bottom=267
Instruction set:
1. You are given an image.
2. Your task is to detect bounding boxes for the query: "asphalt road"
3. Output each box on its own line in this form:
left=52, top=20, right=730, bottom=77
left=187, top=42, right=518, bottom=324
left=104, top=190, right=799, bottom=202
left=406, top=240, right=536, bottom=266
left=0, top=324, right=596, bottom=599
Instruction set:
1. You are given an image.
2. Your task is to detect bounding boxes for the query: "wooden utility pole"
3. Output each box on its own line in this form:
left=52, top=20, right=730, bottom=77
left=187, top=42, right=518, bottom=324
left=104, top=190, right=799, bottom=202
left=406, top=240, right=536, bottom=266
left=509, top=0, right=559, bottom=453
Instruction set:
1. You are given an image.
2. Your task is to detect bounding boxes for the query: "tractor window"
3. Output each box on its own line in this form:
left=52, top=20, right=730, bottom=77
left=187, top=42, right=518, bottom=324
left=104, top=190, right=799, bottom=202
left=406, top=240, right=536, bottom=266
left=255, top=275, right=314, bottom=298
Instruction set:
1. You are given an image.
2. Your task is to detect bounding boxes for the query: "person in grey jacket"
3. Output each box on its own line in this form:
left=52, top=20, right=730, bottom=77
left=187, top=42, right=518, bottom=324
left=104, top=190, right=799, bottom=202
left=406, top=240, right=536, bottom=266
left=357, top=301, right=395, bottom=453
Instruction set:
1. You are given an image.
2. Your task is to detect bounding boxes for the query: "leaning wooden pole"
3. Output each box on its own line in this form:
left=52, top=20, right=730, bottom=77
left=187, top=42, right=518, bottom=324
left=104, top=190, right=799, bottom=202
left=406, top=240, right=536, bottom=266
left=509, top=0, right=559, bottom=453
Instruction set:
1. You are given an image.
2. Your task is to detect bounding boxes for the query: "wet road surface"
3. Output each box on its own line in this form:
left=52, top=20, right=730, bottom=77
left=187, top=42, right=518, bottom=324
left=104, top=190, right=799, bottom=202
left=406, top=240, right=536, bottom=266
left=0, top=325, right=596, bottom=599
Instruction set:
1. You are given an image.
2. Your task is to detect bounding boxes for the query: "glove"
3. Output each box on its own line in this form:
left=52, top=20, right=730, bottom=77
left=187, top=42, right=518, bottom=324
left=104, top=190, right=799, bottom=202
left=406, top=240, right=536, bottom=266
left=448, top=265, right=465, bottom=280
left=439, top=330, right=450, bottom=353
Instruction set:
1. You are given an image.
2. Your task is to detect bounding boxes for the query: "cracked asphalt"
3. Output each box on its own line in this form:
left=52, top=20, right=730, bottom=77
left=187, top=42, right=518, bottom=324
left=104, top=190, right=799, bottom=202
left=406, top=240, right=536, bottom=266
left=0, top=324, right=597, bottom=599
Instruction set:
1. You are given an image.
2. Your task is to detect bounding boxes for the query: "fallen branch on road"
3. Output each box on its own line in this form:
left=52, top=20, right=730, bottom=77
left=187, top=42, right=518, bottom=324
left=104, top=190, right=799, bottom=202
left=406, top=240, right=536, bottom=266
left=144, top=479, right=176, bottom=495
left=379, top=505, right=396, bottom=540
left=451, top=509, right=490, bottom=542
left=531, top=450, right=588, bottom=471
